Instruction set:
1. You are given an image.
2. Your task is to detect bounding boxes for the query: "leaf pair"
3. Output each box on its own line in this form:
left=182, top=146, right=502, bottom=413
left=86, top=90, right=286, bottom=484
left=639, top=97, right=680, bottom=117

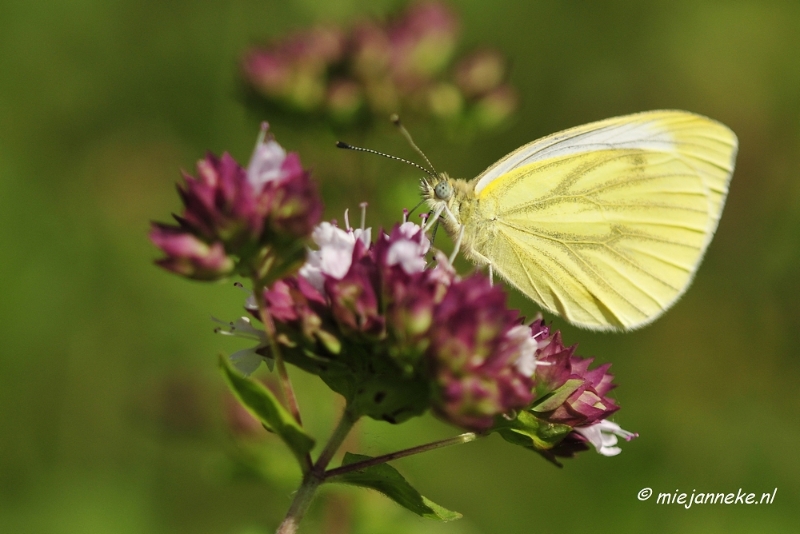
left=220, top=356, right=460, bottom=521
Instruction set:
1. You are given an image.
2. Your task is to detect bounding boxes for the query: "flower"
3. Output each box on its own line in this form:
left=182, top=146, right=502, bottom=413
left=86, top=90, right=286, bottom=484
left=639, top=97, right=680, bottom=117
left=219, top=211, right=538, bottom=430
left=150, top=226, right=234, bottom=280
left=531, top=320, right=620, bottom=428
left=491, top=317, right=636, bottom=464
left=150, top=123, right=322, bottom=283
left=387, top=0, right=459, bottom=85
left=246, top=124, right=323, bottom=242
left=454, top=49, right=506, bottom=97
left=426, top=276, right=535, bottom=431
left=242, top=26, right=345, bottom=111
left=299, top=220, right=372, bottom=293
left=575, top=420, right=639, bottom=457
left=383, top=222, right=431, bottom=274
left=240, top=2, right=517, bottom=132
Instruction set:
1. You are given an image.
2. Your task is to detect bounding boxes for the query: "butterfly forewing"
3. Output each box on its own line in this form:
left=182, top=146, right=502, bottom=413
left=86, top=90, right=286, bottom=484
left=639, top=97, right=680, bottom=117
left=466, top=111, right=737, bottom=331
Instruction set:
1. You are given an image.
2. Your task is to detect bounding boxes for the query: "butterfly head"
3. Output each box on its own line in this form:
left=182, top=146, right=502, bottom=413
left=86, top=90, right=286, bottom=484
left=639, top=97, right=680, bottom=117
left=422, top=173, right=454, bottom=205
left=421, top=172, right=470, bottom=234
left=433, top=176, right=453, bottom=201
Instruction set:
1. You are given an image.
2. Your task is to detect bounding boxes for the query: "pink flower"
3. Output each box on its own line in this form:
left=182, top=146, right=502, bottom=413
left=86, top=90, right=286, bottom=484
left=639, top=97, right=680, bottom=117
left=239, top=2, right=517, bottom=131
left=150, top=225, right=234, bottom=280
left=299, top=222, right=372, bottom=292
left=427, top=275, right=534, bottom=431
left=491, top=318, right=636, bottom=464
left=531, top=322, right=620, bottom=428
left=151, top=124, right=322, bottom=283
left=225, top=213, right=536, bottom=429
left=384, top=222, right=431, bottom=274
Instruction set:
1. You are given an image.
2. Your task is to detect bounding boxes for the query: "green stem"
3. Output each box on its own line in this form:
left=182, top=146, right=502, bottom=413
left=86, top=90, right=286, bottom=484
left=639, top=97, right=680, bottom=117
left=324, top=432, right=478, bottom=479
left=315, top=406, right=359, bottom=473
left=275, top=472, right=322, bottom=534
left=276, top=406, right=360, bottom=534
left=252, top=281, right=312, bottom=473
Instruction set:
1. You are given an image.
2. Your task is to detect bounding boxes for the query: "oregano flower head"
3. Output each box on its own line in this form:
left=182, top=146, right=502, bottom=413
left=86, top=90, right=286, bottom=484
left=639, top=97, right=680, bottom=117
left=150, top=123, right=322, bottom=283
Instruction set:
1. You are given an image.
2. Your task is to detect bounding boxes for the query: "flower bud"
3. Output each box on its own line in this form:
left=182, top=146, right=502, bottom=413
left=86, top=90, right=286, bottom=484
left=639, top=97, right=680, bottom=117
left=491, top=318, right=636, bottom=464
left=151, top=124, right=322, bottom=283
left=150, top=224, right=234, bottom=281
left=454, top=49, right=507, bottom=97
left=389, top=1, right=459, bottom=81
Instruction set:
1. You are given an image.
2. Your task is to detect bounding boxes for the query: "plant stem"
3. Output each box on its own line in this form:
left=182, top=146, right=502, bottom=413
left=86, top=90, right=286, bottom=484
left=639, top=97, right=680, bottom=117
left=276, top=406, right=359, bottom=534
left=324, top=432, right=478, bottom=479
left=315, top=406, right=359, bottom=473
left=253, top=281, right=311, bottom=473
left=275, top=472, right=322, bottom=534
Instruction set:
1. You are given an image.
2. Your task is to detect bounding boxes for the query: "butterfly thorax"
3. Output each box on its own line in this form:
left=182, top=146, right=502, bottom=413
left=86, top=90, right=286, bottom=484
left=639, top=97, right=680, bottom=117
left=421, top=173, right=492, bottom=265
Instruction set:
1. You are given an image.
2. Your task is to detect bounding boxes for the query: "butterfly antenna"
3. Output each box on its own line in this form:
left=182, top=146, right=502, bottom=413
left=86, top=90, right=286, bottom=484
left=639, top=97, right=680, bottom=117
left=336, top=141, right=435, bottom=178
left=390, top=114, right=438, bottom=176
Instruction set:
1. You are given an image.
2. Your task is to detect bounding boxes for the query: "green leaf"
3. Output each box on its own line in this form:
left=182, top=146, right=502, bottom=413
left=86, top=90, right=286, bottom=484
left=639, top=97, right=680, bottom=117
left=491, top=410, right=573, bottom=451
left=328, top=453, right=461, bottom=521
left=219, top=355, right=314, bottom=466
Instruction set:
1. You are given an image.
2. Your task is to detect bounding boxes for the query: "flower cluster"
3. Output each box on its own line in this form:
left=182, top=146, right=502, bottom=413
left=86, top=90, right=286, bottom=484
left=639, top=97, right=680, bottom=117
left=153, top=119, right=636, bottom=460
left=150, top=124, right=322, bottom=283
left=491, top=319, right=638, bottom=464
left=241, top=1, right=517, bottom=131
left=225, top=213, right=538, bottom=431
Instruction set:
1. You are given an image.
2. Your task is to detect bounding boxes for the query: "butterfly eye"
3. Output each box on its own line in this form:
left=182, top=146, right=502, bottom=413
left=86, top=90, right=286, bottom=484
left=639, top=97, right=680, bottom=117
left=434, top=181, right=453, bottom=200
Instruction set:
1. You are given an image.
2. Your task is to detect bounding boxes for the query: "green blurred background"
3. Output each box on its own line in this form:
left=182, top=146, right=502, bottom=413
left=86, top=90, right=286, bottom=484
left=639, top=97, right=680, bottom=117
left=2, top=0, right=799, bottom=532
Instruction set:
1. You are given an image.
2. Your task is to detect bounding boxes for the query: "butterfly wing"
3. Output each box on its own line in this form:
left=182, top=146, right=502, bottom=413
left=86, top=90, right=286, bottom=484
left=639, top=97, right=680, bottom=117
left=469, top=110, right=737, bottom=331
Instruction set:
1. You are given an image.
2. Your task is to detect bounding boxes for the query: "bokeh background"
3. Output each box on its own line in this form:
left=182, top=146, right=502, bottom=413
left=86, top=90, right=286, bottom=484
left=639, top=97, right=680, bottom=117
left=2, top=1, right=799, bottom=533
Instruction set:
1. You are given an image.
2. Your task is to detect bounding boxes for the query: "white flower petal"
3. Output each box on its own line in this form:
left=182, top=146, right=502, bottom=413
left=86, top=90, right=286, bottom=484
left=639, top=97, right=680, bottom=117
left=387, top=240, right=427, bottom=274
left=299, top=219, right=373, bottom=293
left=576, top=420, right=637, bottom=457
left=506, top=324, right=539, bottom=377
left=246, top=140, right=287, bottom=189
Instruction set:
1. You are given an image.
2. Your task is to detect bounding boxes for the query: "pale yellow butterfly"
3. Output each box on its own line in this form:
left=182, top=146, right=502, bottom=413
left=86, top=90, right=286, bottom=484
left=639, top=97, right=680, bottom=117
left=421, top=110, right=737, bottom=331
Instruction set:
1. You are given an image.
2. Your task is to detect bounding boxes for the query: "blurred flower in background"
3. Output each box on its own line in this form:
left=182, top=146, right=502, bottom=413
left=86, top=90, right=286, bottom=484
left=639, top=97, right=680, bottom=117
left=241, top=1, right=518, bottom=133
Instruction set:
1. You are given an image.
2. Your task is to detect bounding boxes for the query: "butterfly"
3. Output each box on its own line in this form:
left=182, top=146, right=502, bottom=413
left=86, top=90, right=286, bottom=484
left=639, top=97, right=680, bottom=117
left=420, top=110, right=737, bottom=331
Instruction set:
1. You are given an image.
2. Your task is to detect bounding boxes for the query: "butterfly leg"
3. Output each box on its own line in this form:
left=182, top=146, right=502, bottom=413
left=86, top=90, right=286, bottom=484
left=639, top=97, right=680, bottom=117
left=448, top=225, right=465, bottom=264
left=430, top=217, right=441, bottom=246
left=423, top=205, right=445, bottom=233
left=489, top=263, right=494, bottom=286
